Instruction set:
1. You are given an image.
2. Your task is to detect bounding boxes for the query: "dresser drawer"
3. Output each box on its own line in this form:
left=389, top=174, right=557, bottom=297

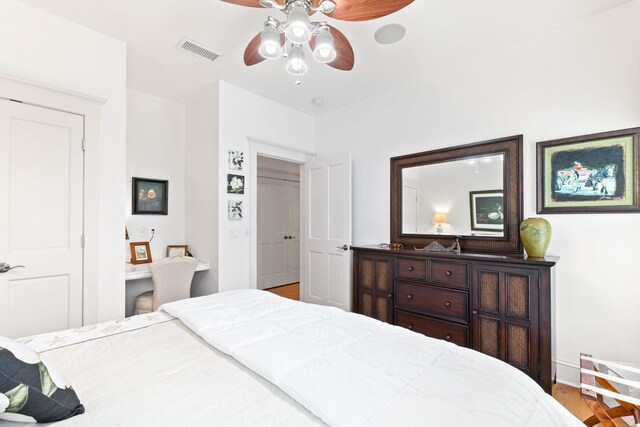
left=395, top=257, right=427, bottom=281
left=395, top=310, right=469, bottom=347
left=394, top=282, right=468, bottom=322
left=430, top=260, right=469, bottom=288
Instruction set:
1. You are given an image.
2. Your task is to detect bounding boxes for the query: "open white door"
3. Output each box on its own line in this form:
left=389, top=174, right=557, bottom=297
left=0, top=99, right=84, bottom=338
left=301, top=154, right=352, bottom=310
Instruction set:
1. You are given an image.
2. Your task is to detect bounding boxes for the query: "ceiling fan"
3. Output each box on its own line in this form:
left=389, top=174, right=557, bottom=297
left=222, top=0, right=415, bottom=83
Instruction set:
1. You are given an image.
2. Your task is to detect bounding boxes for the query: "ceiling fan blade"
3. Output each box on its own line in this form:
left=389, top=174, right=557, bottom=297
left=220, top=0, right=263, bottom=8
left=309, top=24, right=354, bottom=71
left=244, top=31, right=285, bottom=66
left=314, top=0, right=414, bottom=22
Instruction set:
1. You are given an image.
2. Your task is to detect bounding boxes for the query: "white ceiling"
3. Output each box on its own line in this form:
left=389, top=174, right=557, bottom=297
left=18, top=0, right=634, bottom=115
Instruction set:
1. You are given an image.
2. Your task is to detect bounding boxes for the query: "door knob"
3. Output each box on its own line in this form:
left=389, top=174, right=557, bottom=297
left=288, top=235, right=295, bottom=239
left=336, top=245, right=349, bottom=251
left=0, top=263, right=25, bottom=273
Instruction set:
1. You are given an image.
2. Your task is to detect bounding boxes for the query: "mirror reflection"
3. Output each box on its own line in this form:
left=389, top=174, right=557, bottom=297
left=401, top=154, right=504, bottom=237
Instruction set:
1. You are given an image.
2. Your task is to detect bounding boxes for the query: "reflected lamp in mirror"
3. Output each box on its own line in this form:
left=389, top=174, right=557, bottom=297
left=432, top=213, right=448, bottom=234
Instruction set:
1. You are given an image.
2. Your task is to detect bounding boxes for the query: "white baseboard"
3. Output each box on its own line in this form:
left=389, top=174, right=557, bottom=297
left=554, top=358, right=581, bottom=388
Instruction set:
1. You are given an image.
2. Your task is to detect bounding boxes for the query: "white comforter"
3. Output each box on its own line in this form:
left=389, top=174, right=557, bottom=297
left=161, top=290, right=582, bottom=427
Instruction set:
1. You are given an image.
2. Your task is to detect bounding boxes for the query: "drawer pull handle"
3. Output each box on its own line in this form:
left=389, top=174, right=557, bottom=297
left=407, top=266, right=414, bottom=271
left=408, top=324, right=414, bottom=330
left=444, top=301, right=451, bottom=307
left=445, top=335, right=452, bottom=341
left=387, top=294, right=393, bottom=298
left=407, top=294, right=413, bottom=300
left=445, top=270, right=452, bottom=277
left=472, top=310, right=478, bottom=315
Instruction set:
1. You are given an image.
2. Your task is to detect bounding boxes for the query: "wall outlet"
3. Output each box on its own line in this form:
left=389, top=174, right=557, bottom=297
left=244, top=228, right=250, bottom=237
left=230, top=228, right=240, bottom=239
left=139, top=226, right=150, bottom=240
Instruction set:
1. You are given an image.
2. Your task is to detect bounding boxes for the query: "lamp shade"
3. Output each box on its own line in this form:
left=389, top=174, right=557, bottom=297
left=285, top=5, right=311, bottom=43
left=313, top=26, right=336, bottom=63
left=259, top=24, right=283, bottom=59
left=286, top=44, right=308, bottom=76
left=432, top=213, right=448, bottom=224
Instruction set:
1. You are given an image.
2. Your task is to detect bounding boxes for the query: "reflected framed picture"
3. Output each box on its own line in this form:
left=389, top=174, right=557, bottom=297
left=469, top=190, right=504, bottom=232
left=130, top=241, right=152, bottom=265
left=166, top=245, right=188, bottom=257
left=132, top=177, right=168, bottom=215
left=537, top=128, right=640, bottom=213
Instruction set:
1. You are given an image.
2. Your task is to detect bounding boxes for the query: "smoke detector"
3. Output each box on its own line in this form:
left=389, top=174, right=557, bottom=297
left=177, top=38, right=219, bottom=63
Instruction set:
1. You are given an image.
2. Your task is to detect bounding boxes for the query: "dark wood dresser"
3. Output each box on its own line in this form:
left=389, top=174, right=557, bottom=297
left=352, top=245, right=558, bottom=393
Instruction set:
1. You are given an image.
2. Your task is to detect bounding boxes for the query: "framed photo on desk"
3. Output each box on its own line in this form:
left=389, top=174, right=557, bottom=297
left=130, top=242, right=152, bottom=265
left=167, top=245, right=188, bottom=257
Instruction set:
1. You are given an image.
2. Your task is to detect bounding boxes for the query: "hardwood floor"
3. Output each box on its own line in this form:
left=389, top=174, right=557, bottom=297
left=264, top=284, right=611, bottom=424
left=553, top=383, right=628, bottom=426
left=265, top=283, right=300, bottom=301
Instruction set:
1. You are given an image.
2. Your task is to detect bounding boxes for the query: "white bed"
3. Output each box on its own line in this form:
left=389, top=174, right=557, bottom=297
left=2, top=290, right=582, bottom=426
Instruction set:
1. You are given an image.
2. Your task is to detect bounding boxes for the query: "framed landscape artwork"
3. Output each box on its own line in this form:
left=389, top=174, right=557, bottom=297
left=130, top=242, right=152, bottom=265
left=167, top=245, right=188, bottom=257
left=132, top=177, right=168, bottom=215
left=469, top=190, right=504, bottom=232
left=537, top=128, right=640, bottom=213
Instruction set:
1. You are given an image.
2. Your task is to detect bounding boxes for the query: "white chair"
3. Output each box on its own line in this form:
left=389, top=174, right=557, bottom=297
left=135, top=257, right=198, bottom=315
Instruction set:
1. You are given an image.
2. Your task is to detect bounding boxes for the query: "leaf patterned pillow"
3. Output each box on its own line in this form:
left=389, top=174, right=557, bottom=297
left=0, top=336, right=84, bottom=423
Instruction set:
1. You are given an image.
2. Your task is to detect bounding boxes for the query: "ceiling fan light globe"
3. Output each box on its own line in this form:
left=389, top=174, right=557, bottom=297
left=285, top=6, right=312, bottom=43
left=286, top=45, right=308, bottom=75
left=259, top=25, right=283, bottom=59
left=313, top=27, right=336, bottom=63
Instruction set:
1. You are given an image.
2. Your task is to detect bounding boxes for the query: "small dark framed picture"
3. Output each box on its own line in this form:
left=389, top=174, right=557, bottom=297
left=537, top=128, right=640, bottom=213
left=167, top=245, right=188, bottom=257
left=133, top=177, right=168, bottom=215
left=469, top=190, right=504, bottom=232
left=227, top=174, right=245, bottom=194
left=130, top=242, right=152, bottom=265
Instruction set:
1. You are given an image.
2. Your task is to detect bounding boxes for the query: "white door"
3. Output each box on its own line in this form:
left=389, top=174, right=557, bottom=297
left=403, top=185, right=418, bottom=233
left=302, top=154, right=352, bottom=310
left=0, top=99, right=84, bottom=338
left=257, top=177, right=300, bottom=289
left=286, top=182, right=300, bottom=284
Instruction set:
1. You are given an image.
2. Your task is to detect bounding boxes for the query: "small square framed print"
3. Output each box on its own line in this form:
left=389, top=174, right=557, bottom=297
left=166, top=245, right=188, bottom=257
left=227, top=174, right=245, bottom=194
left=228, top=150, right=244, bottom=171
left=228, top=200, right=243, bottom=220
left=133, top=177, right=168, bottom=215
left=130, top=241, right=152, bottom=265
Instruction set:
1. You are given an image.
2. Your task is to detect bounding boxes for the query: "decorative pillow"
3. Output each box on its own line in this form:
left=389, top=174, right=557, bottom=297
left=0, top=336, right=84, bottom=423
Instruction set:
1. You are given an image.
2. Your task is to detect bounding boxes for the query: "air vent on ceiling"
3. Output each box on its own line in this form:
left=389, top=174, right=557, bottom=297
left=177, top=38, right=219, bottom=63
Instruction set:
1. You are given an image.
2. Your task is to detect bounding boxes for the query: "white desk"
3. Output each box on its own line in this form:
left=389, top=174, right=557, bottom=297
left=125, top=261, right=210, bottom=281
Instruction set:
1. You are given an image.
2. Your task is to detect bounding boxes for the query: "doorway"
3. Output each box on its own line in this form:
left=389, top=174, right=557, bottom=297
left=0, top=98, right=85, bottom=338
left=257, top=156, right=300, bottom=296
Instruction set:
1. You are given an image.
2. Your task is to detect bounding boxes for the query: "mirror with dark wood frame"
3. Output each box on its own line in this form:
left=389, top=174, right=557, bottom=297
left=391, top=135, right=524, bottom=254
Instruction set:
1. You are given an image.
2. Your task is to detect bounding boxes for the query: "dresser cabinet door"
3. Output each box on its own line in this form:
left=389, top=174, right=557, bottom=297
left=472, top=265, right=540, bottom=381
left=355, top=254, right=394, bottom=323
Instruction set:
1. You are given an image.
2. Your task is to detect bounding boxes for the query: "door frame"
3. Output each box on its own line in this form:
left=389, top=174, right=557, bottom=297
left=0, top=74, right=104, bottom=326
left=247, top=136, right=313, bottom=294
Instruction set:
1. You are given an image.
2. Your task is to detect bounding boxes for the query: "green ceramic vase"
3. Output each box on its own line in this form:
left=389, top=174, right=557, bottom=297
left=519, top=217, right=551, bottom=258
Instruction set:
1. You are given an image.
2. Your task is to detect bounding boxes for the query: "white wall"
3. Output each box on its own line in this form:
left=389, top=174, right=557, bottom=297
left=125, top=89, right=186, bottom=316
left=218, top=81, right=314, bottom=292
left=0, top=0, right=127, bottom=322
left=185, top=82, right=220, bottom=296
left=315, top=2, right=640, bottom=385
